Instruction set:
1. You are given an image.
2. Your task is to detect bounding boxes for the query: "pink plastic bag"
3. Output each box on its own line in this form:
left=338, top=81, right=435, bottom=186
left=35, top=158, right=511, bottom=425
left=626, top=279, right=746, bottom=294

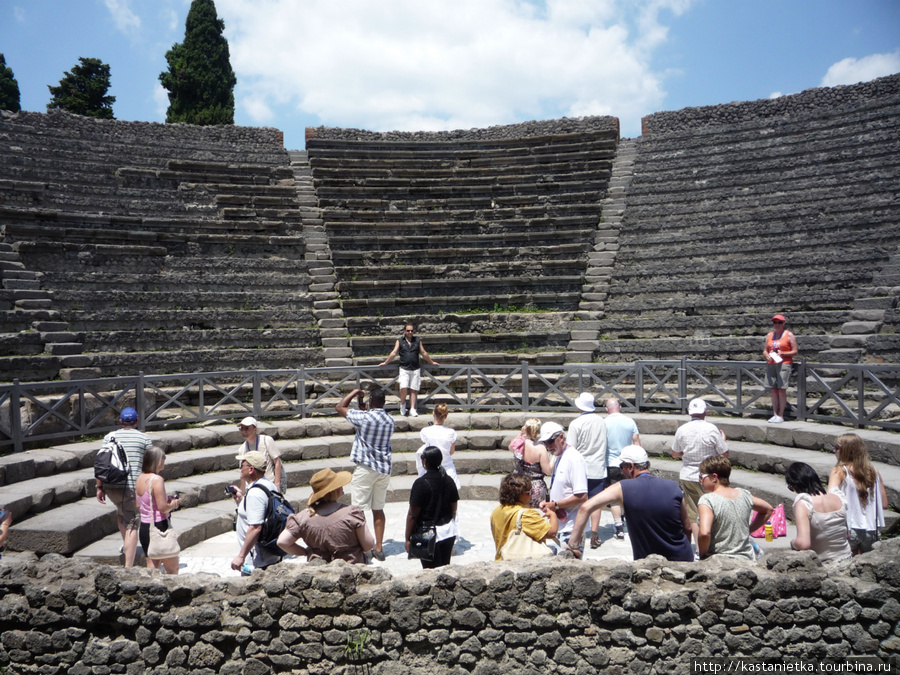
left=751, top=503, right=787, bottom=538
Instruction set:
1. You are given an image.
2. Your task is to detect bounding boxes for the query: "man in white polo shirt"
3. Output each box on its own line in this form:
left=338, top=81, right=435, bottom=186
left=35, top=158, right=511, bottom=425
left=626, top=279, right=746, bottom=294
left=538, top=421, right=587, bottom=551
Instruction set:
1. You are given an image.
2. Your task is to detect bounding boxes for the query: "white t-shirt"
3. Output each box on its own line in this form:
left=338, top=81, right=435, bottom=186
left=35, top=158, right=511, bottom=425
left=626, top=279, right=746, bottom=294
left=549, top=445, right=588, bottom=535
left=567, top=413, right=607, bottom=480
left=237, top=477, right=282, bottom=568
left=417, top=424, right=460, bottom=488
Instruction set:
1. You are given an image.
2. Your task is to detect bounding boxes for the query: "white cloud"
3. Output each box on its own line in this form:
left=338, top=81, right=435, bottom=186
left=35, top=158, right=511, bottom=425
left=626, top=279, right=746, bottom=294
left=820, top=50, right=900, bottom=87
left=242, top=95, right=274, bottom=123
left=13, top=6, right=26, bottom=22
left=103, top=0, right=141, bottom=33
left=216, top=0, right=693, bottom=137
left=153, top=83, right=169, bottom=120
left=768, top=91, right=783, bottom=99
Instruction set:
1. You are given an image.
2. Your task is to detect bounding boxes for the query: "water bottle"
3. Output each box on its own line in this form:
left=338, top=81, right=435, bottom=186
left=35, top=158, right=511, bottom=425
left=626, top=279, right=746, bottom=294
left=241, top=561, right=254, bottom=576
left=764, top=522, right=773, bottom=542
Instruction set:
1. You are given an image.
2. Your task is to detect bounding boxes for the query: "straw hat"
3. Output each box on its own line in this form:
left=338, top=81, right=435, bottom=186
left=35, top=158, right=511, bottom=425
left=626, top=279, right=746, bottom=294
left=308, top=468, right=352, bottom=506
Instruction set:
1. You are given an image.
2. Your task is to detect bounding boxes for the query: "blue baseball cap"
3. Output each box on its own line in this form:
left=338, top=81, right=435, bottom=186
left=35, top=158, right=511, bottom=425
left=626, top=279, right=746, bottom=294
left=120, top=407, right=138, bottom=424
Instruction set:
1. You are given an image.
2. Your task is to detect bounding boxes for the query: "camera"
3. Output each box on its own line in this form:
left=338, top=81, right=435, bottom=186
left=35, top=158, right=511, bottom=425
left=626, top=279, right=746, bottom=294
left=225, top=485, right=237, bottom=496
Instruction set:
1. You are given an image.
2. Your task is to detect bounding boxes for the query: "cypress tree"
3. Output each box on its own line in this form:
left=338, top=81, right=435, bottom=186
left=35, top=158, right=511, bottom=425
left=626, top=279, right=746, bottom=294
left=159, top=0, right=236, bottom=125
left=47, top=57, right=116, bottom=119
left=0, top=53, right=22, bottom=112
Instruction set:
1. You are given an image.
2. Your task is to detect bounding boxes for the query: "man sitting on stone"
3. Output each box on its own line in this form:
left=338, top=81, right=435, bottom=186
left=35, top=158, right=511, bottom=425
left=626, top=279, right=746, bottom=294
left=566, top=446, right=693, bottom=562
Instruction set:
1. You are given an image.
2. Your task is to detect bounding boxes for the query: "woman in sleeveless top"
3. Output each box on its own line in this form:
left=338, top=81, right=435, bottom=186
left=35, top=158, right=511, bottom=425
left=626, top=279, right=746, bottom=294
left=828, top=433, right=887, bottom=554
left=698, top=455, right=773, bottom=560
left=134, top=446, right=181, bottom=573
left=785, top=462, right=851, bottom=563
left=509, top=418, right=551, bottom=507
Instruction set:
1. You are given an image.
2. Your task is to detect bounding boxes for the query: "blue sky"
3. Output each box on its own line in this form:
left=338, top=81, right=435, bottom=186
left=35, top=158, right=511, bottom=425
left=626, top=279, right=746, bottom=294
left=2, top=0, right=898, bottom=149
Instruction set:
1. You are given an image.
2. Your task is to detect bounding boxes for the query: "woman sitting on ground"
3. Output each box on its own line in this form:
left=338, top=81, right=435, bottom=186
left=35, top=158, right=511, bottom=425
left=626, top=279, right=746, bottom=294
left=134, top=445, right=181, bottom=574
left=490, top=473, right=559, bottom=561
left=417, top=403, right=460, bottom=488
left=509, top=418, right=551, bottom=507
left=406, top=446, right=459, bottom=568
left=697, top=455, right=773, bottom=560
left=828, top=433, right=887, bottom=555
left=277, top=468, right=374, bottom=564
left=785, top=462, right=851, bottom=563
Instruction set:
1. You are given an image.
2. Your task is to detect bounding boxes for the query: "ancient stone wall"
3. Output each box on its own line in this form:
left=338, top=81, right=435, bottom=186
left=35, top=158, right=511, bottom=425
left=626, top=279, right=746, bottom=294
left=1, top=109, right=285, bottom=160
left=1, top=540, right=898, bottom=674
left=306, top=115, right=619, bottom=143
left=642, top=72, right=900, bottom=135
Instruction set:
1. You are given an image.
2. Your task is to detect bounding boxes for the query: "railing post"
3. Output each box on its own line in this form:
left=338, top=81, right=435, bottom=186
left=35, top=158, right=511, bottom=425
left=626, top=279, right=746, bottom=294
left=521, top=361, right=529, bottom=412
left=298, top=367, right=306, bottom=419
left=635, top=362, right=643, bottom=412
left=797, top=361, right=806, bottom=422
left=680, top=357, right=688, bottom=413
left=136, top=371, right=146, bottom=430
left=253, top=371, right=262, bottom=417
left=11, top=379, right=22, bottom=453
left=857, top=366, right=865, bottom=428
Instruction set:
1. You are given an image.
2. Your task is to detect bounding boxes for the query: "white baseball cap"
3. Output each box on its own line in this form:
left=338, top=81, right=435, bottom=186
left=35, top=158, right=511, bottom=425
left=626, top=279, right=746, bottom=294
left=688, top=399, right=707, bottom=415
left=619, top=445, right=649, bottom=465
left=538, top=421, right=565, bottom=443
left=239, top=417, right=258, bottom=427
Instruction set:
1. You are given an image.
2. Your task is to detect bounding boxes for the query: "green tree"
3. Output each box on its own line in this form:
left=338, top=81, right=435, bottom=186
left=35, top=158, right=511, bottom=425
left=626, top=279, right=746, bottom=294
left=47, top=57, right=115, bottom=119
left=0, top=53, right=22, bottom=112
left=160, top=0, right=236, bottom=125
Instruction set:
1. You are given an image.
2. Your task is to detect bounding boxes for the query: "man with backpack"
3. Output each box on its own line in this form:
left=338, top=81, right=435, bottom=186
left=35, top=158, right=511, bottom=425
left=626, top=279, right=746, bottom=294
left=230, top=451, right=284, bottom=574
left=94, top=407, right=151, bottom=567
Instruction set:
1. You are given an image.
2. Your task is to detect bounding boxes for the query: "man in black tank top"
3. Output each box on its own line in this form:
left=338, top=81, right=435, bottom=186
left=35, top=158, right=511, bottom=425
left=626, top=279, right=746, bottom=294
left=379, top=323, right=439, bottom=416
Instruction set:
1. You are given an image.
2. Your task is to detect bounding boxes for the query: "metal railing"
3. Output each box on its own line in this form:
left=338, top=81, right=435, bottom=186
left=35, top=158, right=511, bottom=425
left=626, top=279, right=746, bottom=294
left=1, top=359, right=898, bottom=453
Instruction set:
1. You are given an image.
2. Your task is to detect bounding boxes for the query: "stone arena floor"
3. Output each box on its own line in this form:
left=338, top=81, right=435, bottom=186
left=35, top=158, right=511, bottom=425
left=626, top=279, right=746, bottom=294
left=176, top=500, right=795, bottom=578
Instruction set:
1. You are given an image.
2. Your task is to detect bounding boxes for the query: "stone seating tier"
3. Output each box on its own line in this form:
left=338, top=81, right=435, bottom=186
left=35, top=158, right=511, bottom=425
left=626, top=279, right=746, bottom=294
left=331, top=242, right=586, bottom=267
left=346, top=311, right=572, bottom=338
left=313, top=176, right=610, bottom=201
left=317, top=188, right=605, bottom=211
left=310, top=159, right=613, bottom=183
left=326, top=228, right=596, bottom=253
left=61, top=308, right=318, bottom=333
left=591, top=310, right=851, bottom=340
left=350, top=330, right=570, bottom=357
left=55, top=346, right=325, bottom=380
left=73, top=327, right=320, bottom=354
left=339, top=292, right=580, bottom=317
left=323, top=211, right=598, bottom=235
left=1, top=413, right=897, bottom=558
left=589, top=334, right=833, bottom=363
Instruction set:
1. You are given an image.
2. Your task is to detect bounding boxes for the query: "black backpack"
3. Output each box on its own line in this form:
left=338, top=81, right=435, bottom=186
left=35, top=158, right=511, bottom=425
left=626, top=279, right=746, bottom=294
left=245, top=483, right=295, bottom=557
left=94, top=434, right=129, bottom=486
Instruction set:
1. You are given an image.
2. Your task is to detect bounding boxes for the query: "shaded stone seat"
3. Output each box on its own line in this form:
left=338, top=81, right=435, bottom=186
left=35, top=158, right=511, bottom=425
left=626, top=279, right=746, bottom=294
left=332, top=243, right=586, bottom=268
left=340, top=292, right=580, bottom=317
left=63, top=308, right=318, bottom=333
left=337, top=274, right=585, bottom=298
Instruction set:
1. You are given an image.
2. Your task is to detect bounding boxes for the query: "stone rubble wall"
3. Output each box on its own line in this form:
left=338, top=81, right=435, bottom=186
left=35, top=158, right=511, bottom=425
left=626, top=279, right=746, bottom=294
left=1, top=540, right=898, bottom=675
left=642, top=72, right=900, bottom=135
left=1, top=109, right=286, bottom=163
left=306, top=115, right=620, bottom=143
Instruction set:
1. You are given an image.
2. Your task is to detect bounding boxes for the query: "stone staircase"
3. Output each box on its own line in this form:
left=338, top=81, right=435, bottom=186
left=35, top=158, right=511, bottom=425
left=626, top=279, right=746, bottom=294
left=566, top=137, right=639, bottom=363
left=1, top=411, right=897, bottom=565
left=289, top=149, right=352, bottom=368
left=820, top=251, right=900, bottom=363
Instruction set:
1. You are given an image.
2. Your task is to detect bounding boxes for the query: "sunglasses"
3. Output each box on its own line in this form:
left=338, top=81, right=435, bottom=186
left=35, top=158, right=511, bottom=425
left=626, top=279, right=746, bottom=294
left=772, top=320, right=784, bottom=324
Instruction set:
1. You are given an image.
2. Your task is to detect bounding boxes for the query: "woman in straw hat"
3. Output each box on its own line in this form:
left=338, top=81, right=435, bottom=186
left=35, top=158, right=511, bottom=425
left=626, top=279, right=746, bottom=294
left=277, top=468, right=374, bottom=564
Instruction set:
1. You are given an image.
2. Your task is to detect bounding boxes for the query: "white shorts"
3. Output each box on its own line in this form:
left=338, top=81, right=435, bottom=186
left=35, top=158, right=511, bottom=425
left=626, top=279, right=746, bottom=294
left=351, top=465, right=391, bottom=511
left=398, top=367, right=421, bottom=391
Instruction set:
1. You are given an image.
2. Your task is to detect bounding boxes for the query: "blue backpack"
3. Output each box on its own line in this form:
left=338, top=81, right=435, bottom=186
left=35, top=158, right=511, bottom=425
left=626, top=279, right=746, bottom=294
left=245, top=483, right=295, bottom=556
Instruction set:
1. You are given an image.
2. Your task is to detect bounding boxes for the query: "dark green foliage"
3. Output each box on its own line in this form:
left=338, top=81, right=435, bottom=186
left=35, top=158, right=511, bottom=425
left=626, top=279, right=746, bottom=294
left=159, top=0, right=236, bottom=125
left=47, top=57, right=116, bottom=119
left=0, top=53, right=22, bottom=112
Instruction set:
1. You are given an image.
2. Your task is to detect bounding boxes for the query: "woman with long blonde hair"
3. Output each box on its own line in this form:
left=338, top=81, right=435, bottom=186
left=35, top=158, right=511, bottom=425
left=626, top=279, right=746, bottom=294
left=509, top=418, right=551, bottom=507
left=828, top=433, right=887, bottom=554
left=134, top=446, right=181, bottom=574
